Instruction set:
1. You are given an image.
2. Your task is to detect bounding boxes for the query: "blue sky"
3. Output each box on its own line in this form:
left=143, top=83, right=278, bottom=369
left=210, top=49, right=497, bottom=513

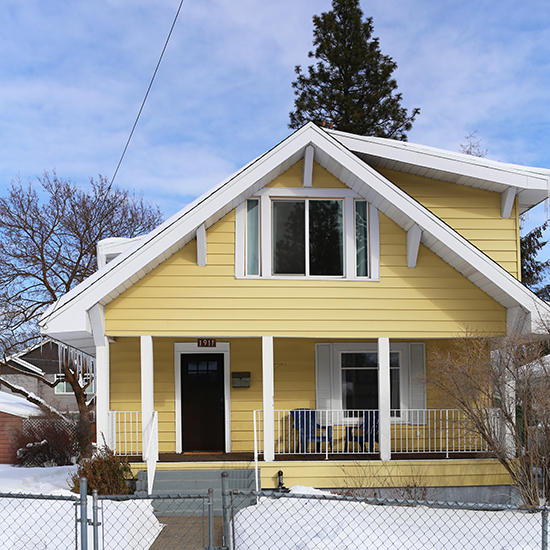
left=2, top=0, right=550, bottom=232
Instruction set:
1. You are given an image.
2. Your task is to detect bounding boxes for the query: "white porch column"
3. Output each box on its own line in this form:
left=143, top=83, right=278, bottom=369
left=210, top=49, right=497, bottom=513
left=95, top=337, right=110, bottom=448
left=378, top=337, right=391, bottom=461
left=262, top=336, right=275, bottom=462
left=140, top=336, right=154, bottom=460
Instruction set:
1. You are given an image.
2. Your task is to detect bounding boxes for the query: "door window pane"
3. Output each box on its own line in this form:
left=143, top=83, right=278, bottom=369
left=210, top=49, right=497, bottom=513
left=246, top=199, right=260, bottom=275
left=272, top=200, right=305, bottom=274
left=309, top=200, right=343, bottom=276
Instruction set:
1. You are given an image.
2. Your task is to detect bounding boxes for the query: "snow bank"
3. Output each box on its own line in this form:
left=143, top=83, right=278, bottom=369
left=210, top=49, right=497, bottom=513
left=0, top=390, right=43, bottom=418
left=233, top=487, right=542, bottom=550
left=0, top=464, right=75, bottom=494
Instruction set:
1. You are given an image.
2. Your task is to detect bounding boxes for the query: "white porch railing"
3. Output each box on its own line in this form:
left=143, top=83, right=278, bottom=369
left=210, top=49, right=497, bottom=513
left=390, top=409, right=490, bottom=456
left=108, top=410, right=142, bottom=455
left=108, top=410, right=158, bottom=494
left=253, top=409, right=493, bottom=460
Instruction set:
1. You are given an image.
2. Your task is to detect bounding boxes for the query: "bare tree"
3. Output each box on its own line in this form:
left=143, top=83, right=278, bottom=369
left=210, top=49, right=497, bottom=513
left=459, top=130, right=488, bottom=158
left=0, top=171, right=162, bottom=353
left=0, top=171, right=162, bottom=456
left=429, top=332, right=550, bottom=507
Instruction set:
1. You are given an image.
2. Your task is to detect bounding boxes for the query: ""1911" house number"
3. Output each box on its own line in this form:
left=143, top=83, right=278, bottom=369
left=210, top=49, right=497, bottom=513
left=197, top=339, right=216, bottom=348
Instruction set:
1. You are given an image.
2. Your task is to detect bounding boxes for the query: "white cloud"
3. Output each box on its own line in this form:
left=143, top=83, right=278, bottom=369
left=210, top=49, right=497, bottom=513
left=0, top=0, right=549, bottom=223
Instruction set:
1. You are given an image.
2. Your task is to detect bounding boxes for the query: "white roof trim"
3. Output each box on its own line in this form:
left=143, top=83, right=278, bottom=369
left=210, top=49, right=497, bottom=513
left=40, top=123, right=550, bottom=351
left=328, top=129, right=550, bottom=214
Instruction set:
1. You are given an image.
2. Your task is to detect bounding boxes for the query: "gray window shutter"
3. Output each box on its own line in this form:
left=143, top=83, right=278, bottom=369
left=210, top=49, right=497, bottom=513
left=409, top=343, right=426, bottom=424
left=315, top=344, right=332, bottom=410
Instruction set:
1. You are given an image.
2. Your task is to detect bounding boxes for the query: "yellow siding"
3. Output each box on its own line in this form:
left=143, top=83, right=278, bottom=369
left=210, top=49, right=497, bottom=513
left=377, top=168, right=520, bottom=278
left=105, top=212, right=506, bottom=338
left=265, top=161, right=347, bottom=188
left=128, top=459, right=512, bottom=490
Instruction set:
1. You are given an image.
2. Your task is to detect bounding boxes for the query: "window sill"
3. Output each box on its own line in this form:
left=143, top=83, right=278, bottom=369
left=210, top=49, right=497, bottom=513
left=235, top=275, right=381, bottom=282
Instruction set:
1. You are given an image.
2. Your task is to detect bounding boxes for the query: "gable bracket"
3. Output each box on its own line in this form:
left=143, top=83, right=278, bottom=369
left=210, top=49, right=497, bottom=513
left=407, top=225, right=422, bottom=268
left=196, top=224, right=207, bottom=266
left=303, top=145, right=314, bottom=188
left=87, top=303, right=105, bottom=348
left=501, top=187, right=516, bottom=219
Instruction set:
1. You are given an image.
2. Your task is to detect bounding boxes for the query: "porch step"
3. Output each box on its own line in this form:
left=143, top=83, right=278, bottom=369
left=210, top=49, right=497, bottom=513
left=136, top=468, right=255, bottom=514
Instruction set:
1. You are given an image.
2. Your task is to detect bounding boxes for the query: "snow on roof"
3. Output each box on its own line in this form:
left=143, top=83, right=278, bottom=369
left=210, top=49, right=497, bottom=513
left=0, top=391, right=44, bottom=418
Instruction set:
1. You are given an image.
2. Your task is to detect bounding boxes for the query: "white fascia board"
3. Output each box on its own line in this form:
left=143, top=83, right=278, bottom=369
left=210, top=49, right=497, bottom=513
left=9, top=356, right=45, bottom=376
left=328, top=130, right=550, bottom=210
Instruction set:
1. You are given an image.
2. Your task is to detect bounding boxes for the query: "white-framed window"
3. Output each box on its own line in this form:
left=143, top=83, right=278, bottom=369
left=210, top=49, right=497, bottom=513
left=235, top=188, right=380, bottom=281
left=54, top=373, right=94, bottom=395
left=332, top=343, right=409, bottom=413
left=315, top=342, right=426, bottom=420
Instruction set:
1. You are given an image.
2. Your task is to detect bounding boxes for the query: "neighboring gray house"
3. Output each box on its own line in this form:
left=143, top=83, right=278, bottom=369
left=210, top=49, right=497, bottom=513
left=0, top=339, right=94, bottom=416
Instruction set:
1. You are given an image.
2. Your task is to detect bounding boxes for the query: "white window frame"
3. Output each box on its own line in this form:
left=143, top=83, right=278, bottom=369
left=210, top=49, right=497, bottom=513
left=174, top=342, right=231, bottom=454
left=235, top=187, right=380, bottom=281
left=54, top=373, right=94, bottom=395
left=331, top=342, right=410, bottom=420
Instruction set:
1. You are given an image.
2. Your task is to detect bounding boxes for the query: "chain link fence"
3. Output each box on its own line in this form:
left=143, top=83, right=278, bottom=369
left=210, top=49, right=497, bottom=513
left=229, top=490, right=549, bottom=550
left=1, top=476, right=549, bottom=550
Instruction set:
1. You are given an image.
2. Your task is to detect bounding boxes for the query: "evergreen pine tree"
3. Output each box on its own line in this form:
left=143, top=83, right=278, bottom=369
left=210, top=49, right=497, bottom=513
left=289, top=0, right=419, bottom=140
left=520, top=222, right=550, bottom=299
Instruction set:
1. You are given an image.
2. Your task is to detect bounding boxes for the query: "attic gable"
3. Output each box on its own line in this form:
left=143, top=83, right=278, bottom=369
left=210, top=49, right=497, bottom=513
left=40, top=123, right=550, bottom=352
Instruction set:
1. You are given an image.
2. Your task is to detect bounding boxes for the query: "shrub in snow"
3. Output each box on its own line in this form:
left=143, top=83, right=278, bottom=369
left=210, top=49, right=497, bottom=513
left=10, top=417, right=77, bottom=467
left=70, top=445, right=132, bottom=495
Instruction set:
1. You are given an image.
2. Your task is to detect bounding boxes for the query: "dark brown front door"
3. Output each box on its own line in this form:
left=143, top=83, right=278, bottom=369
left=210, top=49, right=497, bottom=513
left=181, top=353, right=225, bottom=452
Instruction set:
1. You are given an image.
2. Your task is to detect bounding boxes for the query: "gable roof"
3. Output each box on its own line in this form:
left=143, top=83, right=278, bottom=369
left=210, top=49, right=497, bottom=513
left=4, top=338, right=63, bottom=376
left=0, top=391, right=44, bottom=418
left=40, top=123, right=550, bottom=354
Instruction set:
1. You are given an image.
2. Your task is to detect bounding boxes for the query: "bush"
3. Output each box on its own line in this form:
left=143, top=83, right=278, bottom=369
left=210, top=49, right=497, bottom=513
left=11, top=417, right=77, bottom=467
left=70, top=445, right=133, bottom=495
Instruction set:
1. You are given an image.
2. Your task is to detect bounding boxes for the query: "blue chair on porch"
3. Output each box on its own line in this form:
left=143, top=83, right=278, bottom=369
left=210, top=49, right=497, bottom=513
left=345, top=410, right=379, bottom=452
left=291, top=409, right=333, bottom=455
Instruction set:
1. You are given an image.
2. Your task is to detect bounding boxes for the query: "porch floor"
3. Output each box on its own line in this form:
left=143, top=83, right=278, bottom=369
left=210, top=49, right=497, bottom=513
left=125, top=451, right=490, bottom=463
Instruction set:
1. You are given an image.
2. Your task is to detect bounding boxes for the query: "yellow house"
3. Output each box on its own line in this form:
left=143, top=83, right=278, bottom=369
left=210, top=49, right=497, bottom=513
left=40, top=123, right=550, bottom=496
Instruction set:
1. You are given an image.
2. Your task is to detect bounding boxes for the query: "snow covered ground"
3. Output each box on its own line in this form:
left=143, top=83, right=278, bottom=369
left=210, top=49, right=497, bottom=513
left=0, top=467, right=544, bottom=550
left=233, top=486, right=543, bottom=550
left=0, top=465, right=162, bottom=550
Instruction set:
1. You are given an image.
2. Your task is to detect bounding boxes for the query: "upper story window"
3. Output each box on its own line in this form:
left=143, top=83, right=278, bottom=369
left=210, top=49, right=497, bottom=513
left=236, top=187, right=379, bottom=281
left=272, top=199, right=343, bottom=276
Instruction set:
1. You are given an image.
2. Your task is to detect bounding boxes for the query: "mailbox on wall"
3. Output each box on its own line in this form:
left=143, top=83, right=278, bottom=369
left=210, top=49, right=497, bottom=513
left=231, top=372, right=251, bottom=388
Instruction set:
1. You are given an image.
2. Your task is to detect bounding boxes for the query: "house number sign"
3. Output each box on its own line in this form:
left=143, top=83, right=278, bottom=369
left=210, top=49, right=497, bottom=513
left=197, top=338, right=216, bottom=348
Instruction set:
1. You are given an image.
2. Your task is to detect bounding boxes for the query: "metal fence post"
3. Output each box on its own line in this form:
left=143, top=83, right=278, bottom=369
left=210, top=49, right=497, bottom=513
left=221, top=471, right=233, bottom=550
left=207, top=488, right=214, bottom=550
left=543, top=507, right=548, bottom=550
left=79, top=478, right=88, bottom=550
left=92, top=490, right=100, bottom=550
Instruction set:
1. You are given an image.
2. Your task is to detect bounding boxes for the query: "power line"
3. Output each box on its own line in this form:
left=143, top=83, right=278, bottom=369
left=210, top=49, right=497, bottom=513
left=110, top=0, right=186, bottom=186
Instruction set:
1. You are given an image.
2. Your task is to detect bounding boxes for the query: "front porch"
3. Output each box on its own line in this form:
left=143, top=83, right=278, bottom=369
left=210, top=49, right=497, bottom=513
left=97, top=336, right=508, bottom=493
